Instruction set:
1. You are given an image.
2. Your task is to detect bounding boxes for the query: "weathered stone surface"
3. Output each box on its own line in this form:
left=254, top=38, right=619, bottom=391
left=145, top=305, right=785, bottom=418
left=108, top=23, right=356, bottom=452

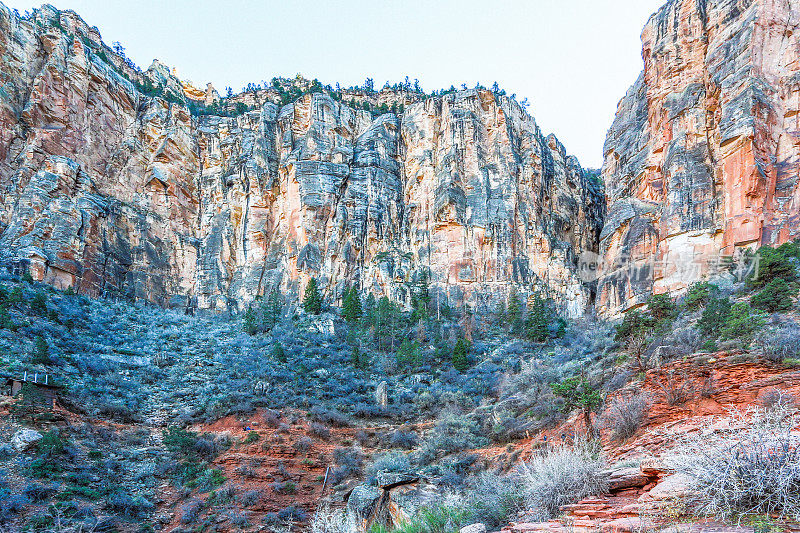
left=640, top=473, right=694, bottom=502
left=347, top=484, right=381, bottom=521
left=375, top=381, right=388, bottom=408
left=0, top=5, right=604, bottom=315
left=460, top=524, right=487, bottom=533
left=599, top=0, right=800, bottom=316
left=11, top=428, right=42, bottom=451
left=376, top=471, right=418, bottom=489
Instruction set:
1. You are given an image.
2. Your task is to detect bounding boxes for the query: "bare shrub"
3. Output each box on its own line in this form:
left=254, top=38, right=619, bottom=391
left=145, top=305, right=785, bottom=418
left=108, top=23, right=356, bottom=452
left=754, top=323, right=800, bottom=363
left=310, top=506, right=359, bottom=533
left=656, top=369, right=693, bottom=406
left=601, top=393, right=649, bottom=441
left=515, top=441, right=608, bottom=521
left=465, top=472, right=526, bottom=528
left=294, top=436, right=313, bottom=452
left=239, top=489, right=262, bottom=507
left=758, top=388, right=796, bottom=410
left=309, top=422, right=330, bottom=440
left=671, top=405, right=800, bottom=520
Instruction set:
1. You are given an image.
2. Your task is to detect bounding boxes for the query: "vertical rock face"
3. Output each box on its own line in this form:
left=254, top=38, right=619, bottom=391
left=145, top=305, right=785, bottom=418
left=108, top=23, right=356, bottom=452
left=0, top=4, right=604, bottom=316
left=599, top=0, right=800, bottom=316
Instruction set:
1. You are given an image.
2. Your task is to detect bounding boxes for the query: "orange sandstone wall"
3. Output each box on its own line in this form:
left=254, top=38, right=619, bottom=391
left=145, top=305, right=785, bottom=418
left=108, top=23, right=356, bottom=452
left=0, top=4, right=604, bottom=315
left=598, top=0, right=800, bottom=316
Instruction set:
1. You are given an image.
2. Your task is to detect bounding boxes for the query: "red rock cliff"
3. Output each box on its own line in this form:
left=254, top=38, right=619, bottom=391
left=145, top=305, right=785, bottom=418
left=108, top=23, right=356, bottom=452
left=598, top=0, right=800, bottom=316
left=0, top=4, right=605, bottom=315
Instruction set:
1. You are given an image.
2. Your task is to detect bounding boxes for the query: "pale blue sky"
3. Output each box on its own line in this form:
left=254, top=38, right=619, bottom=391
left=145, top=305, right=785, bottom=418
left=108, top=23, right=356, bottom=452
left=4, top=0, right=666, bottom=168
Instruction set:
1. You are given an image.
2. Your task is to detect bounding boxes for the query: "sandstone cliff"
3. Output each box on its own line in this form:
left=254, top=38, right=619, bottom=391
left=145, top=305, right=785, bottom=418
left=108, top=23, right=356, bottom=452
left=0, top=4, right=604, bottom=316
left=599, top=0, right=800, bottom=315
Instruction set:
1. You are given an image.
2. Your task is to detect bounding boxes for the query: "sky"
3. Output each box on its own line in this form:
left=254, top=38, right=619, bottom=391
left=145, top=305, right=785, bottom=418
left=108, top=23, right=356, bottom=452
left=4, top=0, right=666, bottom=168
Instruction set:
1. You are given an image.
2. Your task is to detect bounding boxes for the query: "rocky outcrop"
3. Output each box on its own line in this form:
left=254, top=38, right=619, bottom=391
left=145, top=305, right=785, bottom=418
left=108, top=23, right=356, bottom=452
left=598, top=0, right=800, bottom=315
left=0, top=4, right=604, bottom=315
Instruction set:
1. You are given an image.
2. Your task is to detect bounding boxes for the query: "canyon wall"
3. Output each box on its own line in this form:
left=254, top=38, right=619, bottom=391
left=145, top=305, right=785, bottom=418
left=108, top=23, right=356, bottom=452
left=599, top=0, right=800, bottom=315
left=0, top=4, right=604, bottom=316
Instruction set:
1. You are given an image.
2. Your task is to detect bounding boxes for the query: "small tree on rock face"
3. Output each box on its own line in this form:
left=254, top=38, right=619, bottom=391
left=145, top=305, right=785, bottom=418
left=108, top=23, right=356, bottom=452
left=551, top=377, right=602, bottom=437
left=452, top=337, right=471, bottom=372
left=302, top=278, right=322, bottom=315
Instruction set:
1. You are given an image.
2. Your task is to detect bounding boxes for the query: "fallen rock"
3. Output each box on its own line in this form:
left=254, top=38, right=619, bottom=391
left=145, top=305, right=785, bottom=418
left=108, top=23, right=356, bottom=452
left=11, top=428, right=42, bottom=451
left=606, top=467, right=652, bottom=492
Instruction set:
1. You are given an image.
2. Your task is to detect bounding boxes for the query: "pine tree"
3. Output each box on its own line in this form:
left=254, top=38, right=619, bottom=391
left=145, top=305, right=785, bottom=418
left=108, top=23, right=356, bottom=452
left=243, top=305, right=257, bottom=335
left=32, top=335, right=51, bottom=365
left=302, top=278, right=322, bottom=315
left=452, top=337, right=470, bottom=372
left=507, top=290, right=522, bottom=330
left=524, top=294, right=551, bottom=342
left=342, top=287, right=363, bottom=323
left=272, top=343, right=287, bottom=363
left=351, top=344, right=369, bottom=370
left=263, top=291, right=282, bottom=329
left=411, top=271, right=431, bottom=322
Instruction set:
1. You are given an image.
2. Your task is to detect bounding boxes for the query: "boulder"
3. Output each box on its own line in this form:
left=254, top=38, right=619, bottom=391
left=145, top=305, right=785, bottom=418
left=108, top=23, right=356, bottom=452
left=642, top=473, right=694, bottom=502
left=460, top=524, right=487, bottom=533
left=376, top=471, right=418, bottom=489
left=347, top=484, right=381, bottom=520
left=11, top=428, right=43, bottom=451
left=375, top=381, right=388, bottom=408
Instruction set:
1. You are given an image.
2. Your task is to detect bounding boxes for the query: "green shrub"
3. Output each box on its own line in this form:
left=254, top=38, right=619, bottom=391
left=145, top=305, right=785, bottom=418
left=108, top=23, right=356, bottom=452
left=751, top=278, right=797, bottom=313
left=243, top=431, right=260, bottom=444
left=551, top=377, right=602, bottom=436
left=342, top=286, right=363, bottom=323
left=244, top=292, right=283, bottom=335
left=648, top=293, right=678, bottom=320
left=749, top=242, right=800, bottom=288
left=37, top=430, right=67, bottom=456
left=720, top=302, right=766, bottom=341
left=0, top=304, right=14, bottom=330
left=697, top=296, right=732, bottom=337
left=272, top=343, right=287, bottom=363
left=614, top=309, right=653, bottom=342
left=684, top=282, right=718, bottom=311
left=396, top=340, right=423, bottom=369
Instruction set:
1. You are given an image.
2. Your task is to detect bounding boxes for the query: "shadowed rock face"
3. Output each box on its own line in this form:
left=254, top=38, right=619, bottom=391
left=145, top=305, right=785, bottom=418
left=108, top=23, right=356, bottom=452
left=599, top=0, right=800, bottom=316
left=0, top=4, right=604, bottom=315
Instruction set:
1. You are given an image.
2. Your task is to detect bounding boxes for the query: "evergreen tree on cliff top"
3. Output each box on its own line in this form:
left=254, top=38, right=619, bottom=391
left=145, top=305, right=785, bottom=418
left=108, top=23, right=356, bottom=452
left=303, top=278, right=322, bottom=315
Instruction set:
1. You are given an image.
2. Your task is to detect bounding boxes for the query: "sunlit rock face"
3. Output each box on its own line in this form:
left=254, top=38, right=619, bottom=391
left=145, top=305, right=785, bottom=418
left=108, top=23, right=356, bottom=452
left=0, top=4, right=604, bottom=315
left=598, top=0, right=800, bottom=316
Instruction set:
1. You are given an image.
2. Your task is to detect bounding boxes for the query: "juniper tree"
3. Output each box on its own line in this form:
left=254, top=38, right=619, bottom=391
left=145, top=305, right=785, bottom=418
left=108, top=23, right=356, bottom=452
left=551, top=377, right=602, bottom=437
